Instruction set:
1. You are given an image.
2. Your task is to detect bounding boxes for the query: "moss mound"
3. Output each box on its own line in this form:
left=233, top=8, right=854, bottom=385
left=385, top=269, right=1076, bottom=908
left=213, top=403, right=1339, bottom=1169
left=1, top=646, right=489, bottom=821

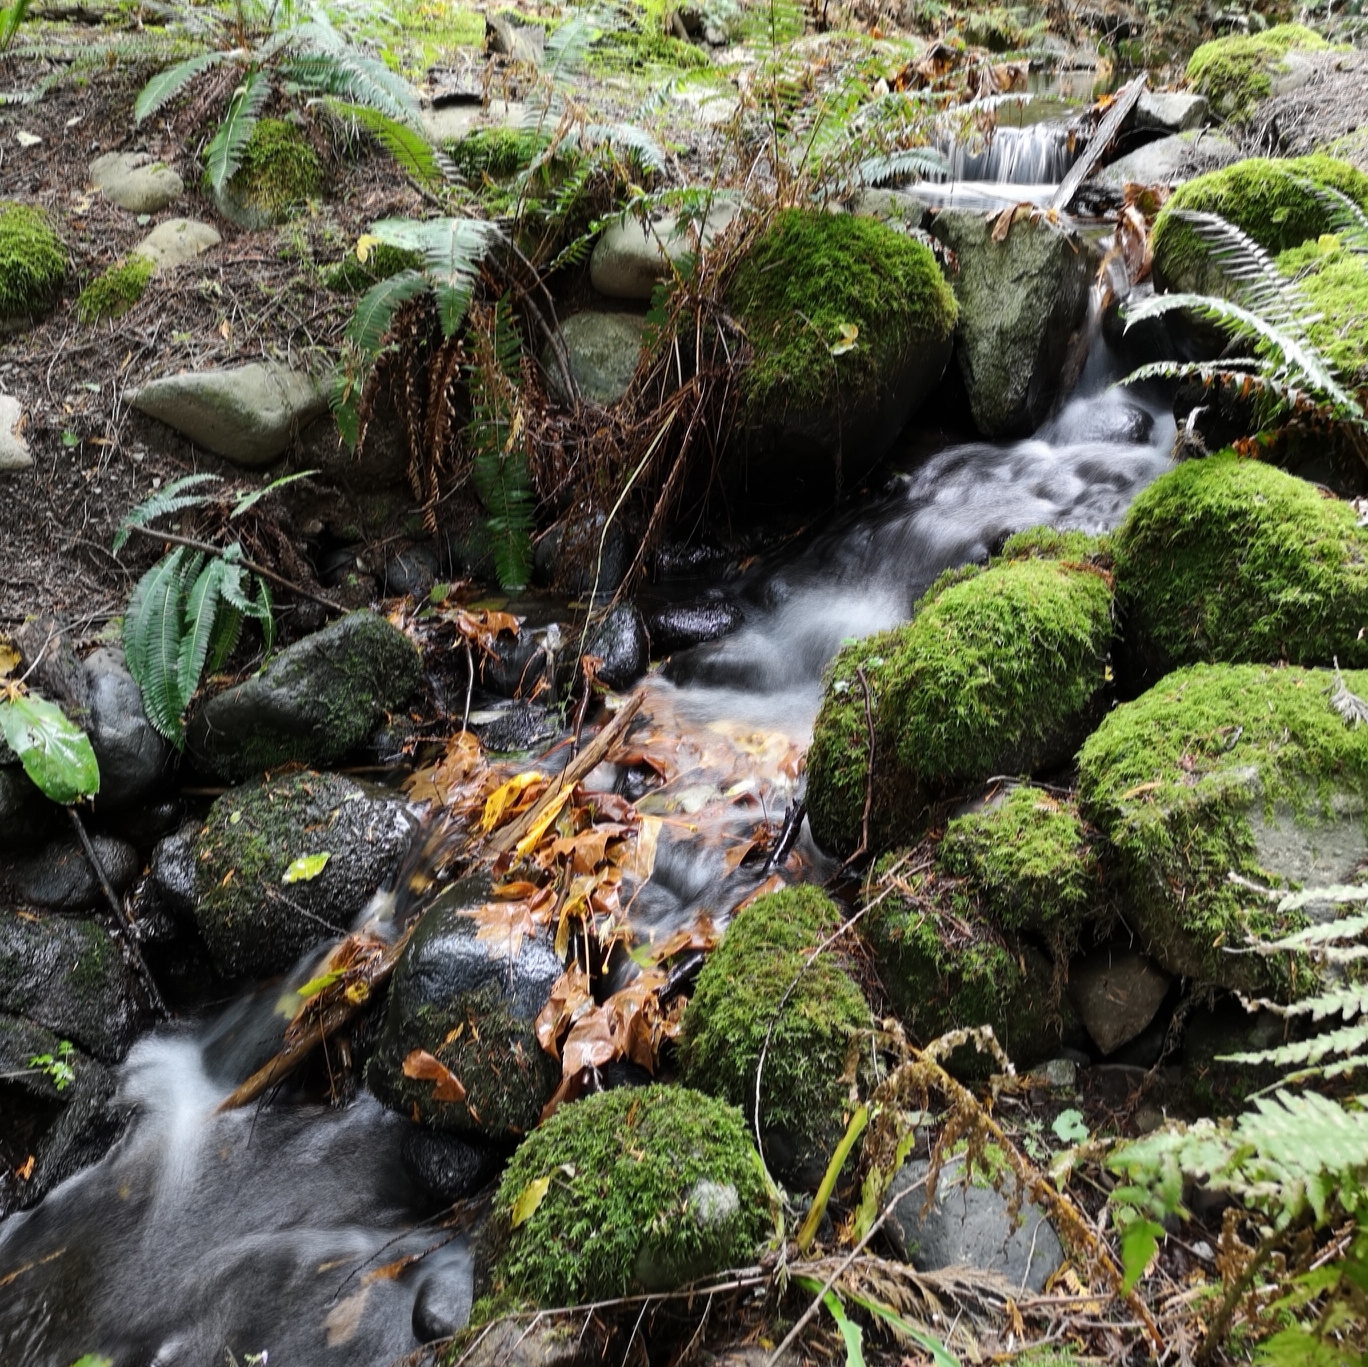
left=446, top=127, right=541, bottom=179
left=728, top=209, right=956, bottom=429
left=485, top=1086, right=772, bottom=1306
left=322, top=241, right=422, bottom=293
left=1112, top=453, right=1368, bottom=685
left=1151, top=154, right=1368, bottom=295
left=1185, top=24, right=1327, bottom=121
left=222, top=118, right=322, bottom=223
left=860, top=854, right=1076, bottom=1069
left=0, top=203, right=65, bottom=323
left=1077, top=662, right=1368, bottom=994
left=807, top=555, right=1114, bottom=857
left=677, top=885, right=869, bottom=1187
left=937, top=786, right=1099, bottom=954
left=76, top=255, right=153, bottom=324
left=1274, top=237, right=1368, bottom=384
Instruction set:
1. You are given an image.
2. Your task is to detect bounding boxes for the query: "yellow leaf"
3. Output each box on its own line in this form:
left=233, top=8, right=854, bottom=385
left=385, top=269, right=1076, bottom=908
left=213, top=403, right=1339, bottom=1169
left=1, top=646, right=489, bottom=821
left=513, top=784, right=575, bottom=859
left=0, top=638, right=18, bottom=678
left=283, top=851, right=331, bottom=884
left=829, top=321, right=859, bottom=356
left=356, top=233, right=381, bottom=263
left=481, top=772, right=543, bottom=832
left=510, top=1174, right=550, bottom=1227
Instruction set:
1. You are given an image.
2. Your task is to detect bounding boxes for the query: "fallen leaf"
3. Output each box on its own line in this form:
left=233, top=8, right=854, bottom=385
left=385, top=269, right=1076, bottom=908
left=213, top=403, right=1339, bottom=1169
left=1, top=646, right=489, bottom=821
left=402, top=1048, right=467, bottom=1102
left=355, top=233, right=381, bottom=262
left=481, top=772, right=544, bottom=832
left=829, top=321, right=859, bottom=356
left=510, top=1174, right=551, bottom=1227
left=535, top=963, right=593, bottom=1056
left=560, top=1005, right=617, bottom=1075
left=283, top=851, right=331, bottom=884
left=0, top=638, right=18, bottom=678
left=15, top=1154, right=34, bottom=1180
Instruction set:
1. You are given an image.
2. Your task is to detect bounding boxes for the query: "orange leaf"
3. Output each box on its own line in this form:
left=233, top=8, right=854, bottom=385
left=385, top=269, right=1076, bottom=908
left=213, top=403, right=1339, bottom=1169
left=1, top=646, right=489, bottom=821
left=560, top=1005, right=617, bottom=1075
left=402, top=1049, right=467, bottom=1102
left=534, top=962, right=593, bottom=1057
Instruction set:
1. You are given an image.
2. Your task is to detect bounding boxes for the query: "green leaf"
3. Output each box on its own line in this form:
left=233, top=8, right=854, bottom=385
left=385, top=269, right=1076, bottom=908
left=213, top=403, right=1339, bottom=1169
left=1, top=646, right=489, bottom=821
left=282, top=851, right=331, bottom=883
left=368, top=217, right=494, bottom=338
left=821, top=1287, right=865, bottom=1367
left=0, top=688, right=99, bottom=803
left=134, top=50, right=234, bottom=124
left=204, top=67, right=273, bottom=196
left=1119, top=1218, right=1164, bottom=1293
left=112, top=471, right=222, bottom=553
left=842, top=1288, right=961, bottom=1367
left=1052, top=1108, right=1089, bottom=1145
left=69, top=1356, right=113, bottom=1367
left=177, top=555, right=227, bottom=704
left=281, top=37, right=419, bottom=124
left=345, top=268, right=428, bottom=356
left=510, top=1174, right=551, bottom=1227
left=230, top=468, right=319, bottom=517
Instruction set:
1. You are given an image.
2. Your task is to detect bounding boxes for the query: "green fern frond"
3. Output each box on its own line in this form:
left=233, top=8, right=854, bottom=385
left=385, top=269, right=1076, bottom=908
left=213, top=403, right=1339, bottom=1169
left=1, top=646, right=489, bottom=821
left=1296, top=179, right=1368, bottom=254
left=856, top=145, right=951, bottom=187
left=177, top=554, right=228, bottom=703
left=324, top=100, right=458, bottom=185
left=0, top=0, right=31, bottom=52
left=345, top=268, right=428, bottom=355
left=124, top=546, right=198, bottom=743
left=112, top=472, right=223, bottom=553
left=369, top=217, right=494, bottom=337
left=545, top=11, right=602, bottom=81
left=582, top=121, right=666, bottom=174
left=281, top=48, right=419, bottom=126
left=135, top=50, right=236, bottom=124
left=204, top=67, right=273, bottom=195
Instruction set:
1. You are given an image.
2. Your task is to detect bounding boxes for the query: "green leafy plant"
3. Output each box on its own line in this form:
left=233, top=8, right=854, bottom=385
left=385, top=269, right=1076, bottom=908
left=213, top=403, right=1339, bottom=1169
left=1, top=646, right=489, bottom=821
left=27, top=1039, right=76, bottom=1091
left=0, top=682, right=99, bottom=804
left=113, top=472, right=317, bottom=743
left=0, top=0, right=30, bottom=54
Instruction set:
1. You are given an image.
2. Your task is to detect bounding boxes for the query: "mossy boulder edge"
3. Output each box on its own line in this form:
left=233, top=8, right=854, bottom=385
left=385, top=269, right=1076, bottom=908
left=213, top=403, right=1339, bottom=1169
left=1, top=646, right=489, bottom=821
left=0, top=202, right=65, bottom=328
left=1185, top=24, right=1327, bottom=122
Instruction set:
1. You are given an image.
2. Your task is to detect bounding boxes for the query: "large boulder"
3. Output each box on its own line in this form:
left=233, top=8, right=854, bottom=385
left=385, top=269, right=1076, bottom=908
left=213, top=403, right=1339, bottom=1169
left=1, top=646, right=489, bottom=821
left=1096, top=131, right=1238, bottom=191
left=131, top=361, right=328, bottom=468
left=723, top=209, right=957, bottom=503
left=807, top=545, right=1114, bottom=858
left=367, top=878, right=564, bottom=1137
left=1077, top=662, right=1368, bottom=994
left=0, top=911, right=143, bottom=1061
left=187, top=610, right=422, bottom=781
left=1185, top=23, right=1327, bottom=122
left=678, top=886, right=870, bottom=1189
left=192, top=770, right=415, bottom=978
left=84, top=645, right=172, bottom=807
left=928, top=209, right=1092, bottom=437
left=1111, top=454, right=1368, bottom=689
left=480, top=1086, right=772, bottom=1306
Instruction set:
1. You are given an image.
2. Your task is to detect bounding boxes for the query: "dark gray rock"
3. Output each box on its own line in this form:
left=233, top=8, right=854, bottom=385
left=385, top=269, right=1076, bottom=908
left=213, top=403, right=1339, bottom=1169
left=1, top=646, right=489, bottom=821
left=400, top=1126, right=500, bottom=1203
left=476, top=627, right=547, bottom=698
left=471, top=700, right=555, bottom=753
left=534, top=517, right=629, bottom=596
left=929, top=210, right=1094, bottom=437
left=384, top=544, right=439, bottom=599
left=145, top=819, right=200, bottom=922
left=1130, top=90, right=1210, bottom=134
left=186, top=611, right=423, bottom=781
left=1096, top=130, right=1238, bottom=191
left=485, top=11, right=543, bottom=63
left=412, top=1271, right=473, bottom=1341
left=586, top=604, right=650, bottom=690
left=14, top=834, right=140, bottom=912
left=0, top=911, right=143, bottom=1061
left=368, top=878, right=563, bottom=1137
left=884, top=1153, right=1063, bottom=1292
left=0, top=764, right=59, bottom=849
left=192, top=771, right=415, bottom=978
left=1071, top=946, right=1172, bottom=1056
left=648, top=600, right=744, bottom=653
left=85, top=646, right=172, bottom=808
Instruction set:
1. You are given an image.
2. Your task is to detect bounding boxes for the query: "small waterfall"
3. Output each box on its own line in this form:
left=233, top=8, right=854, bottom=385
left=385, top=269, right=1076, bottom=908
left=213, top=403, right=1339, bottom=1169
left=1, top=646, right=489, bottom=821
left=944, top=122, right=1078, bottom=184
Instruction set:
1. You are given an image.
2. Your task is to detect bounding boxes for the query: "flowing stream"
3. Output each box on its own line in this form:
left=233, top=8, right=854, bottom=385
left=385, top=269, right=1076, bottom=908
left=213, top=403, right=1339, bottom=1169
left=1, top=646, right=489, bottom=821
left=0, top=312, right=1174, bottom=1367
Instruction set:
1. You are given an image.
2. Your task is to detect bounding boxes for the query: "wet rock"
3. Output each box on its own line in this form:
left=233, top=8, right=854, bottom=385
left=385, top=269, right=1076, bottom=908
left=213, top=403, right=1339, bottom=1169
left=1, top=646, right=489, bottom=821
left=543, top=310, right=648, bottom=405
left=929, top=209, right=1093, bottom=437
left=1131, top=90, right=1210, bottom=134
left=0, top=911, right=142, bottom=1061
left=471, top=700, right=556, bottom=753
left=884, top=1153, right=1063, bottom=1292
left=1066, top=398, right=1154, bottom=445
left=591, top=202, right=738, bottom=300
left=585, top=603, right=649, bottom=690
left=132, top=217, right=220, bottom=274
left=89, top=151, right=182, bottom=213
left=412, top=1271, right=473, bottom=1341
left=648, top=599, right=743, bottom=654
left=369, top=878, right=563, bottom=1137
left=187, top=610, right=422, bottom=781
left=144, top=819, right=200, bottom=923
left=84, top=646, right=172, bottom=807
left=192, top=770, right=414, bottom=978
left=384, top=543, right=439, bottom=599
left=0, top=392, right=31, bottom=471
left=0, top=763, right=58, bottom=848
left=131, top=361, right=328, bottom=468
left=1098, top=130, right=1239, bottom=191
left=534, top=515, right=629, bottom=595
left=400, top=1126, right=501, bottom=1203
left=476, top=625, right=547, bottom=697
left=1070, top=947, right=1172, bottom=1056
left=14, top=834, right=139, bottom=912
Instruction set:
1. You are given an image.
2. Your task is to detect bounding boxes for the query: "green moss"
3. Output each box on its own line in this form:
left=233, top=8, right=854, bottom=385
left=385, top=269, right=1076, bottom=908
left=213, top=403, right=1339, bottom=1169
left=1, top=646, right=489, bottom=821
left=1111, top=452, right=1368, bottom=684
left=726, top=209, right=957, bottom=436
left=1151, top=155, right=1368, bottom=295
left=937, top=786, right=1099, bottom=953
left=75, top=254, right=153, bottom=324
left=1077, top=662, right=1368, bottom=993
left=1185, top=24, right=1327, bottom=121
left=587, top=26, right=710, bottom=72
left=677, top=886, right=869, bottom=1184
left=224, top=118, right=322, bottom=221
left=446, top=127, right=542, bottom=180
left=807, top=556, right=1114, bottom=857
left=485, top=1086, right=773, bottom=1306
left=860, top=854, right=1072, bottom=1068
left=0, top=202, right=65, bottom=322
left=997, top=526, right=1105, bottom=564
left=1275, top=238, right=1368, bottom=384
left=322, top=242, right=423, bottom=293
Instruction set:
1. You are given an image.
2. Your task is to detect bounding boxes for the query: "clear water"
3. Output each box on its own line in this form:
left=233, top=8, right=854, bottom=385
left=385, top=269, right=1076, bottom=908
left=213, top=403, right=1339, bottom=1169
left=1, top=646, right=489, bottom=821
left=0, top=341, right=1174, bottom=1366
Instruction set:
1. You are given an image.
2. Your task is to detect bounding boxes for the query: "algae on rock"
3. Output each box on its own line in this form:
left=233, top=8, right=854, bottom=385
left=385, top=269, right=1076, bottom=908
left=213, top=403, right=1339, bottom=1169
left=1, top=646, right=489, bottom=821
left=0, top=203, right=65, bottom=326
left=677, top=885, right=869, bottom=1188
left=1077, top=661, right=1368, bottom=995
left=1111, top=453, right=1368, bottom=686
left=481, top=1086, right=772, bottom=1309
left=806, top=553, right=1114, bottom=858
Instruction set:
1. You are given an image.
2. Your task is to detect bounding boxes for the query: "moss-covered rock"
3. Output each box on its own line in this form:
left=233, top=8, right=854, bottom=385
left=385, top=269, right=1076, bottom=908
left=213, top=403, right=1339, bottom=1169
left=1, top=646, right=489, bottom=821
left=213, top=118, right=322, bottom=228
left=860, top=855, right=1078, bottom=1069
left=807, top=554, right=1114, bottom=858
left=1185, top=24, right=1327, bottom=122
left=186, top=610, right=422, bottom=781
left=724, top=209, right=956, bottom=502
left=192, top=770, right=414, bottom=977
left=937, top=786, right=1100, bottom=956
left=1273, top=236, right=1368, bottom=385
left=677, top=885, right=869, bottom=1188
left=446, top=127, right=541, bottom=179
left=481, top=1086, right=772, bottom=1309
left=0, top=202, right=65, bottom=326
left=1077, top=662, right=1368, bottom=994
left=1112, top=453, right=1368, bottom=686
left=322, top=241, right=422, bottom=293
left=75, top=255, right=153, bottom=324
left=1151, top=154, right=1368, bottom=296
left=367, top=877, right=563, bottom=1137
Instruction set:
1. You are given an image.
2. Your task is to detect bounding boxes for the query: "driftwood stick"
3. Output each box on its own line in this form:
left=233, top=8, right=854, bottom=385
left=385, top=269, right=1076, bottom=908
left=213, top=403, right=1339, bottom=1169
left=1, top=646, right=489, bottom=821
left=1049, top=72, right=1147, bottom=211
left=123, top=524, right=342, bottom=612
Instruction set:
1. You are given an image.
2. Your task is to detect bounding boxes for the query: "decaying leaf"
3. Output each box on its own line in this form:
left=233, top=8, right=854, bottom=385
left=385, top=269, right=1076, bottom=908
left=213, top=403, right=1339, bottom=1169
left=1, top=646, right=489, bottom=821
left=402, top=1048, right=467, bottom=1102
left=283, top=851, right=331, bottom=884
left=829, top=321, right=859, bottom=356
left=535, top=963, right=594, bottom=1056
left=481, top=771, right=545, bottom=832
left=510, top=1174, right=550, bottom=1227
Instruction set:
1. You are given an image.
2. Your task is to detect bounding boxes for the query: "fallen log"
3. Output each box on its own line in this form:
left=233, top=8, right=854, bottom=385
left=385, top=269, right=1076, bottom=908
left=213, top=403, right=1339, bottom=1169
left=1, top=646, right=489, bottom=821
left=1049, top=73, right=1147, bottom=212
